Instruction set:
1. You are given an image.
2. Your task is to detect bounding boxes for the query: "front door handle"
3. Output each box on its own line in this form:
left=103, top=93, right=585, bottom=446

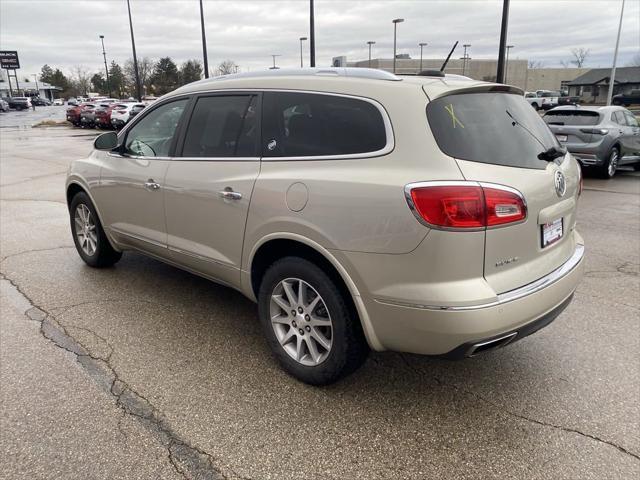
left=144, top=179, right=161, bottom=191
left=218, top=187, right=242, bottom=200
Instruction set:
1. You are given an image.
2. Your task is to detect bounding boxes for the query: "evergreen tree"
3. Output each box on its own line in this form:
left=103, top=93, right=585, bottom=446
left=150, top=57, right=179, bottom=95
left=108, top=61, right=126, bottom=97
left=179, top=60, right=203, bottom=85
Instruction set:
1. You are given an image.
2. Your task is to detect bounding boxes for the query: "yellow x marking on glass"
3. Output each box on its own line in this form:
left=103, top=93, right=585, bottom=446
left=444, top=104, right=464, bottom=128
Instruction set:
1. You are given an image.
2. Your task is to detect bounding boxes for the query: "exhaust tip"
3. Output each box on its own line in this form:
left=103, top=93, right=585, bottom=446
left=467, top=332, right=517, bottom=357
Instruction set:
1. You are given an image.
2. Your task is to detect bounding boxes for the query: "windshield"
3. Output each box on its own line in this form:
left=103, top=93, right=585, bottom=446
left=426, top=92, right=559, bottom=170
left=543, top=110, right=600, bottom=126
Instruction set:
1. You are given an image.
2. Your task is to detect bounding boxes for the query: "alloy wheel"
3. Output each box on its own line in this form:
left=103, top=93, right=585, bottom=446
left=608, top=150, right=619, bottom=177
left=74, top=204, right=97, bottom=256
left=269, top=278, right=333, bottom=366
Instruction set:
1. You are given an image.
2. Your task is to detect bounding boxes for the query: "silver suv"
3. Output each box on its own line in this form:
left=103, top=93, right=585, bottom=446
left=66, top=68, right=585, bottom=384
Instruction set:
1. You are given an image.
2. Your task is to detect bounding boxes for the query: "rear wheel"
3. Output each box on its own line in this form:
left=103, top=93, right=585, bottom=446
left=69, top=192, right=122, bottom=267
left=531, top=102, right=539, bottom=111
left=597, top=147, right=619, bottom=179
left=258, top=257, right=368, bottom=385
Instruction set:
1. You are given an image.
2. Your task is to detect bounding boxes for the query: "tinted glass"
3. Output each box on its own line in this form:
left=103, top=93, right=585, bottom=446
left=624, top=112, right=639, bottom=127
left=181, top=95, right=257, bottom=157
left=427, top=92, right=559, bottom=170
left=124, top=99, right=187, bottom=157
left=544, top=110, right=601, bottom=126
left=612, top=111, right=627, bottom=126
left=262, top=92, right=386, bottom=157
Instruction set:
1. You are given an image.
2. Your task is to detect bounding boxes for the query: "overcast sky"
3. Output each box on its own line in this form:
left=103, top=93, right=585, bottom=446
left=1, top=0, right=638, bottom=79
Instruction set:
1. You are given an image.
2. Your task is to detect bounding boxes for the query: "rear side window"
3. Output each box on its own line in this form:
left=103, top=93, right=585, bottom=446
left=426, top=92, right=559, bottom=170
left=624, top=112, right=639, bottom=127
left=262, top=92, right=387, bottom=158
left=612, top=111, right=627, bottom=126
left=544, top=110, right=601, bottom=126
left=181, top=95, right=257, bottom=157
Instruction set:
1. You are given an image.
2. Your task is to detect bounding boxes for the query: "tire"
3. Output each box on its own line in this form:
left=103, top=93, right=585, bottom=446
left=258, top=257, right=369, bottom=385
left=596, top=147, right=619, bottom=179
left=69, top=192, right=122, bottom=268
left=633, top=163, right=640, bottom=171
left=531, top=103, right=539, bottom=111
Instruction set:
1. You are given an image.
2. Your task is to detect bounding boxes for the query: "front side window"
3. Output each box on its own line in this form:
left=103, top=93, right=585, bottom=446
left=124, top=99, right=188, bottom=157
left=624, top=112, right=639, bottom=127
left=262, top=92, right=387, bottom=157
left=181, top=95, right=257, bottom=157
left=612, top=111, right=627, bottom=126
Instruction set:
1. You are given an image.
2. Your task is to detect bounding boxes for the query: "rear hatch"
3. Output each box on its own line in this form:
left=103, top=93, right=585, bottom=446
left=425, top=87, right=581, bottom=294
left=543, top=109, right=601, bottom=146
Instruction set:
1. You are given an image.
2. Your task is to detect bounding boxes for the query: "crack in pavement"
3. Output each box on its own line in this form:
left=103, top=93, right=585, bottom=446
left=0, top=170, right=68, bottom=188
left=0, top=245, right=74, bottom=263
left=397, top=353, right=640, bottom=463
left=0, top=197, right=67, bottom=205
left=1, top=273, right=227, bottom=480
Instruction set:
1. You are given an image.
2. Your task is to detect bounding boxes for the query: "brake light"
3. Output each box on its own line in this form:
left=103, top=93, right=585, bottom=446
left=406, top=183, right=526, bottom=229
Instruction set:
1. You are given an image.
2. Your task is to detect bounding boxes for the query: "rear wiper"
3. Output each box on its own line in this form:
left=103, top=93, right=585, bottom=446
left=538, top=145, right=567, bottom=161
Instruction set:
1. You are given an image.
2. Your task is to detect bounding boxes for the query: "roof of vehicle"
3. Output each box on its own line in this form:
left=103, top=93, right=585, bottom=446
left=548, top=105, right=627, bottom=113
left=170, top=67, right=523, bottom=100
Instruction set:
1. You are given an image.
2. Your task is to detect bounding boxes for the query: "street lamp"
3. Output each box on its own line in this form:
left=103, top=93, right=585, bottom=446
left=309, top=0, right=316, bottom=67
left=199, top=0, right=209, bottom=78
left=126, top=0, right=142, bottom=101
left=367, top=41, right=376, bottom=68
left=99, top=35, right=112, bottom=97
left=505, top=45, right=514, bottom=83
left=392, top=18, right=404, bottom=74
left=299, top=37, right=308, bottom=68
left=496, top=0, right=511, bottom=83
left=462, top=44, right=471, bottom=76
left=270, top=54, right=281, bottom=70
left=418, top=42, right=428, bottom=72
left=31, top=74, right=39, bottom=96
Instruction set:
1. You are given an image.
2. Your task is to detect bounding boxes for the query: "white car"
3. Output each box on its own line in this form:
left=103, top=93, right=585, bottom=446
left=110, top=103, right=145, bottom=129
left=53, top=98, right=64, bottom=106
left=524, top=92, right=551, bottom=111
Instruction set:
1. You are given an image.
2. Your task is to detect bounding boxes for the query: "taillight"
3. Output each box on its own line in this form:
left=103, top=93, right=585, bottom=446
left=577, top=163, right=583, bottom=197
left=406, top=182, right=526, bottom=229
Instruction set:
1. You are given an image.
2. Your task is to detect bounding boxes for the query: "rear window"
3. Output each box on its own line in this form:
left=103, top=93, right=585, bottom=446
left=543, top=110, right=600, bottom=126
left=426, top=92, right=559, bottom=170
left=262, top=92, right=387, bottom=158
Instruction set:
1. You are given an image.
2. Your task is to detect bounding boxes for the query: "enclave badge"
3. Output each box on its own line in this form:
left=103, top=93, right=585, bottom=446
left=554, top=170, right=566, bottom=197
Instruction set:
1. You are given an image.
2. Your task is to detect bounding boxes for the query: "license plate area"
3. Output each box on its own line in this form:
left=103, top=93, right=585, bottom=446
left=555, top=134, right=568, bottom=142
left=541, top=218, right=563, bottom=248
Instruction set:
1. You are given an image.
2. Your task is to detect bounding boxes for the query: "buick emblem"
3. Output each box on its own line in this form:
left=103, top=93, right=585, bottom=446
left=554, top=170, right=566, bottom=197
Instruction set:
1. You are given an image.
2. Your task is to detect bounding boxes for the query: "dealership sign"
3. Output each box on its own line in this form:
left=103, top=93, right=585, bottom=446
left=0, top=51, right=20, bottom=69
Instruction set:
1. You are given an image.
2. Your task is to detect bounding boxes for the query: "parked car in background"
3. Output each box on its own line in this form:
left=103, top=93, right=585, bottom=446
left=66, top=68, right=585, bottom=384
left=8, top=97, right=32, bottom=110
left=110, top=103, right=145, bottom=129
left=53, top=98, right=64, bottom=106
left=66, top=103, right=95, bottom=126
left=525, top=92, right=551, bottom=111
left=544, top=105, right=640, bottom=178
left=95, top=103, right=129, bottom=129
left=128, top=103, right=146, bottom=120
left=612, top=89, right=640, bottom=107
left=31, top=97, right=52, bottom=106
left=0, top=98, right=9, bottom=112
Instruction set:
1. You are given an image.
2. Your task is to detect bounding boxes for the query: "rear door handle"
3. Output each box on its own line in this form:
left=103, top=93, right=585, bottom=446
left=144, top=179, right=160, bottom=191
left=218, top=187, right=242, bottom=200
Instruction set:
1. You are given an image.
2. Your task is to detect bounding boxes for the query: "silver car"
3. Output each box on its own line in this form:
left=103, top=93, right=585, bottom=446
left=544, top=106, right=640, bottom=178
left=66, top=68, right=585, bottom=384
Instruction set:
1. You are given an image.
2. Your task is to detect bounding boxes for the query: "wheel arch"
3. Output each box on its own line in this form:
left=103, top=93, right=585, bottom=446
left=246, top=234, right=384, bottom=351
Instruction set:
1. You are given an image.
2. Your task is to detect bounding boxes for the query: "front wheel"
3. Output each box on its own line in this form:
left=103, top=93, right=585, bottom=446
left=70, top=192, right=122, bottom=267
left=597, top=147, right=619, bottom=179
left=258, top=257, right=369, bottom=385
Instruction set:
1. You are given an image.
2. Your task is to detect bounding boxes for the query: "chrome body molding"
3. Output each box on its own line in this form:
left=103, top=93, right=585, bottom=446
left=374, top=243, right=584, bottom=311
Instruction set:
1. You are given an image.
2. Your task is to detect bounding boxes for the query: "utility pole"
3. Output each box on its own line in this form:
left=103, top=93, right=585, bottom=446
left=418, top=42, right=427, bottom=72
left=367, top=41, right=376, bottom=68
left=607, top=0, right=625, bottom=106
left=392, top=18, right=404, bottom=74
left=496, top=0, right=510, bottom=83
left=126, top=0, right=142, bottom=101
left=270, top=55, right=281, bottom=69
left=31, top=74, right=39, bottom=95
left=299, top=37, right=308, bottom=67
left=462, top=44, right=471, bottom=75
left=199, top=0, right=209, bottom=78
left=309, top=0, right=316, bottom=67
left=505, top=45, right=514, bottom=83
left=99, top=35, right=112, bottom=97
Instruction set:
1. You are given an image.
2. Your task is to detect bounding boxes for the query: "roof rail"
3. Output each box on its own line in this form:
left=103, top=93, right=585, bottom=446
left=202, top=67, right=402, bottom=83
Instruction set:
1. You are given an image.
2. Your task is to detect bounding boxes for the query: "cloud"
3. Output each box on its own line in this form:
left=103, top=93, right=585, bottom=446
left=1, top=0, right=638, bottom=78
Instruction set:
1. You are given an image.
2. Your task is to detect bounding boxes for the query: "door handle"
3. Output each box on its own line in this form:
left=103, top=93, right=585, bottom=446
left=144, top=180, right=160, bottom=191
left=218, top=187, right=242, bottom=200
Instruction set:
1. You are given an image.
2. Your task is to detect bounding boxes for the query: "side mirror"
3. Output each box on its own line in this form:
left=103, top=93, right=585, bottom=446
left=94, top=131, right=118, bottom=151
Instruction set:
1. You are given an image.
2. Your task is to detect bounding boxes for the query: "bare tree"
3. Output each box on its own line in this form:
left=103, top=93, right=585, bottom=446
left=215, top=60, right=238, bottom=76
left=528, top=60, right=545, bottom=69
left=570, top=48, right=590, bottom=68
left=125, top=57, right=154, bottom=95
left=71, top=65, right=91, bottom=96
left=560, top=60, right=571, bottom=68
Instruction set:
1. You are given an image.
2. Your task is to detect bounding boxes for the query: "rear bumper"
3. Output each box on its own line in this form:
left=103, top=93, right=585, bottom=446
left=362, top=243, right=584, bottom=355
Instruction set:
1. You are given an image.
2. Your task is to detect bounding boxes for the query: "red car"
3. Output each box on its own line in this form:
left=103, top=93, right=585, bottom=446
left=95, top=103, right=128, bottom=129
left=66, top=103, right=95, bottom=127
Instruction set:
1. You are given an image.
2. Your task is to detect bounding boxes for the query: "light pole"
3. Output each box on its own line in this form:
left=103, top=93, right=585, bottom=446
left=607, top=0, right=626, bottom=106
left=462, top=44, right=471, bottom=75
left=299, top=37, right=308, bottom=68
left=99, top=35, right=112, bottom=97
left=505, top=45, right=514, bottom=83
left=126, top=0, right=142, bottom=101
left=199, top=0, right=209, bottom=78
left=309, top=0, right=316, bottom=67
left=392, top=18, right=404, bottom=74
left=418, top=42, right=427, bottom=72
left=270, top=55, right=281, bottom=70
left=31, top=74, right=39, bottom=96
left=496, top=0, right=510, bottom=83
left=367, top=41, right=376, bottom=68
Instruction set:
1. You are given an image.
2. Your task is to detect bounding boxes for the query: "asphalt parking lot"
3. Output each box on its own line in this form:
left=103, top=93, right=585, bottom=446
left=1, top=111, right=639, bottom=479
